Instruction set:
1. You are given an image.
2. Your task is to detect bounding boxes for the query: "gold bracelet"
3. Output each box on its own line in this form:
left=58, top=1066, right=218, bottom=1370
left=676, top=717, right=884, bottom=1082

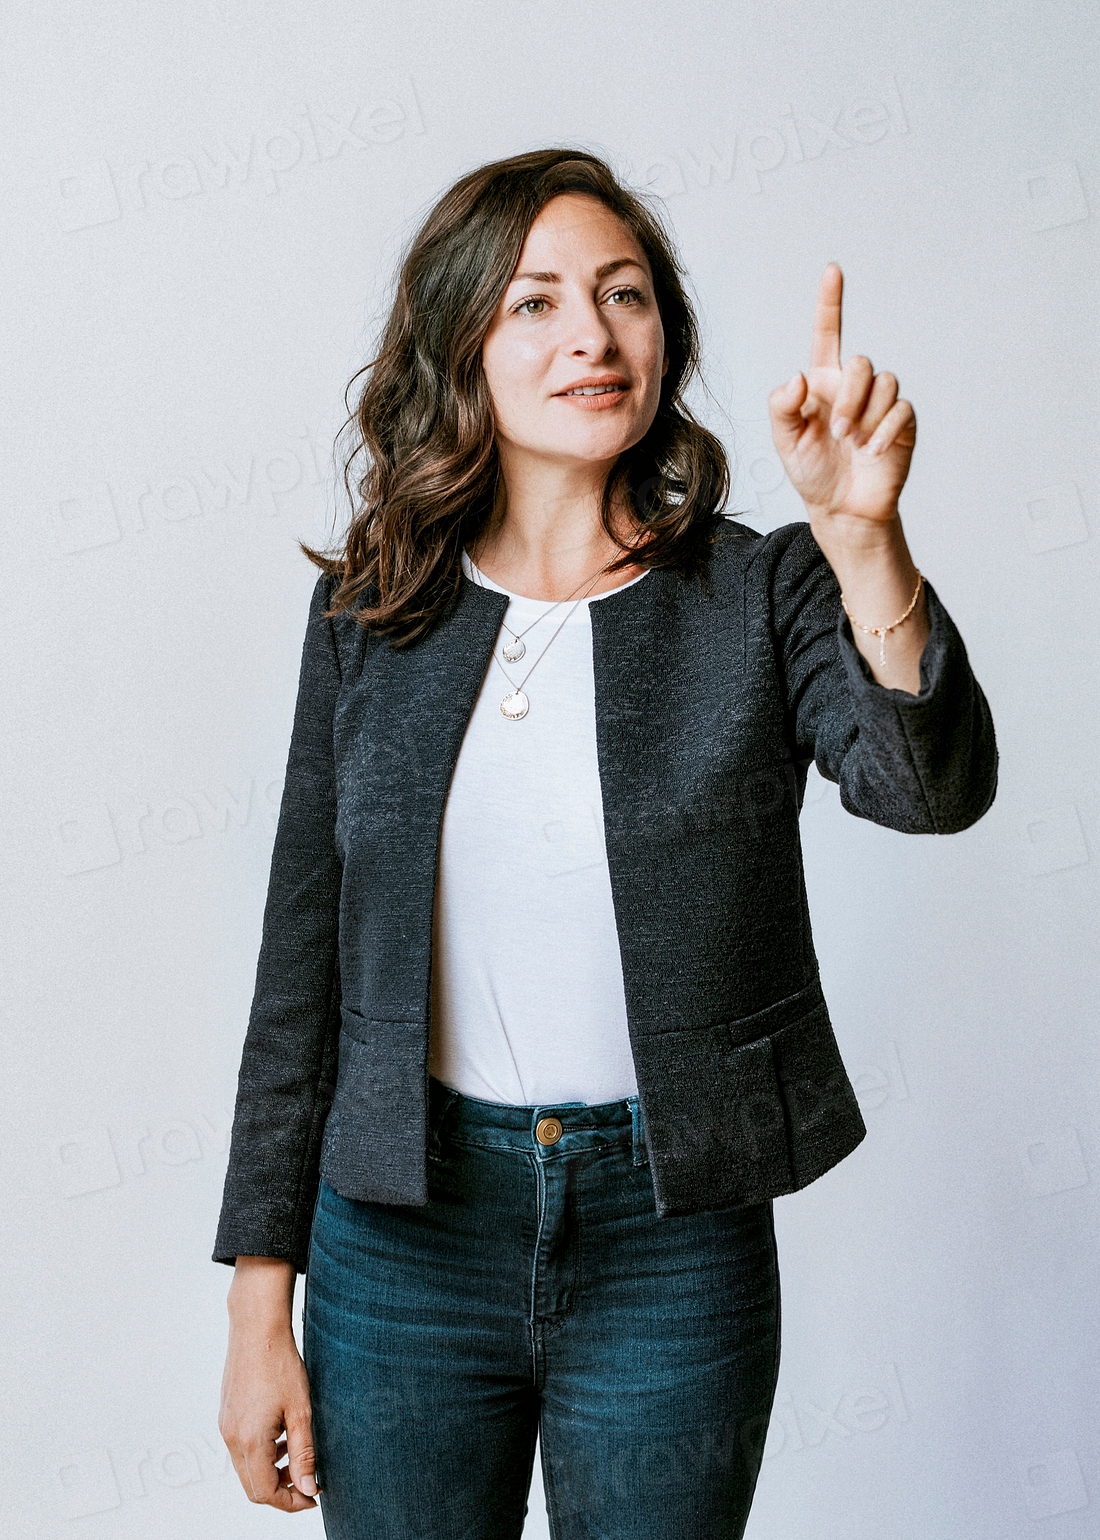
left=840, top=571, right=924, bottom=669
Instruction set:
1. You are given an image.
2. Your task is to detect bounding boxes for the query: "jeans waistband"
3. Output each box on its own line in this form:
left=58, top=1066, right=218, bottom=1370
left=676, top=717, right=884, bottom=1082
left=428, top=1075, right=648, bottom=1166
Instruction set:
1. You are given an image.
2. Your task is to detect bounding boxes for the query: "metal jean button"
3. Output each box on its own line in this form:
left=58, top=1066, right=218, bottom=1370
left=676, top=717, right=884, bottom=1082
left=535, top=1116, right=563, bottom=1146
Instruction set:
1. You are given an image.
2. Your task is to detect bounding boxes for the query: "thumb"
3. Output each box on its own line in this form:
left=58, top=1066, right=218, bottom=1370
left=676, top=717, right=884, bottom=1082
left=768, top=372, right=808, bottom=457
left=286, top=1409, right=319, bottom=1498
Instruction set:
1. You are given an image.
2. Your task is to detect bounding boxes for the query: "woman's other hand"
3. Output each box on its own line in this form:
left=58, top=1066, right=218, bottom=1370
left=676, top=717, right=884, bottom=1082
left=219, top=1256, right=319, bottom=1511
left=768, top=263, right=917, bottom=533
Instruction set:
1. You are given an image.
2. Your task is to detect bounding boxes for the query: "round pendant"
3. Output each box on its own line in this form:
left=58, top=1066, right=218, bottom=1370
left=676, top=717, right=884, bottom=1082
left=502, top=638, right=526, bottom=663
left=499, top=690, right=530, bottom=720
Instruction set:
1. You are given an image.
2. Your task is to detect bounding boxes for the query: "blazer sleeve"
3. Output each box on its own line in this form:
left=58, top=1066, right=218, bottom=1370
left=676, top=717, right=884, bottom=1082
left=764, top=519, right=999, bottom=834
left=212, top=571, right=344, bottom=1273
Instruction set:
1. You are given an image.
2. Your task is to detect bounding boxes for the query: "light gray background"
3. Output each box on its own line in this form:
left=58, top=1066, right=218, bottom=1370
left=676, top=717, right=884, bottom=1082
left=2, top=2, right=1096, bottom=1536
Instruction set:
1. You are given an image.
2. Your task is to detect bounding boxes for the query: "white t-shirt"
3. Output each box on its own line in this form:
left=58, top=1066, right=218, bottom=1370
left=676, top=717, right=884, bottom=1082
left=428, top=550, right=652, bottom=1106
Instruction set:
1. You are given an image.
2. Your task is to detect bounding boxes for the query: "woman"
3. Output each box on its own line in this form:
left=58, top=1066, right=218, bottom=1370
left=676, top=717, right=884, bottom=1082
left=214, top=148, right=998, bottom=1538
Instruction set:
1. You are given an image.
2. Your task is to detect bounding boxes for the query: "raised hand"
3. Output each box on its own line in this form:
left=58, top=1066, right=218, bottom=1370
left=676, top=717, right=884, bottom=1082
left=768, top=263, right=916, bottom=529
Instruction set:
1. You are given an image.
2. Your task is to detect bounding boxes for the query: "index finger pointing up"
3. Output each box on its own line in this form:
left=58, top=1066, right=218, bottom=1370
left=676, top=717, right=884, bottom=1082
left=809, top=262, right=843, bottom=370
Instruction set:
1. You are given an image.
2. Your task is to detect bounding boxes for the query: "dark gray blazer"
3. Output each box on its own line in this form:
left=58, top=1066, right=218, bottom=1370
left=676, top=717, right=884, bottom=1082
left=213, top=517, right=998, bottom=1273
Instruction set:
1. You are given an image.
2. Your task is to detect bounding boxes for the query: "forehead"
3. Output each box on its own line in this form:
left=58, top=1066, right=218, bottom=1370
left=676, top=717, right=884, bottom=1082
left=513, top=193, right=648, bottom=271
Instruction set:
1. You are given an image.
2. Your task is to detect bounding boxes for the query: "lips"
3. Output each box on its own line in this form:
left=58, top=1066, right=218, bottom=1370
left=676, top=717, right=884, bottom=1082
left=554, top=375, right=630, bottom=397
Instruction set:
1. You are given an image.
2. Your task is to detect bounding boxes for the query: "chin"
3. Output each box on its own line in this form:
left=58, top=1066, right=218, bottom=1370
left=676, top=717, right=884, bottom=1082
left=560, top=419, right=649, bottom=460
left=505, top=413, right=653, bottom=466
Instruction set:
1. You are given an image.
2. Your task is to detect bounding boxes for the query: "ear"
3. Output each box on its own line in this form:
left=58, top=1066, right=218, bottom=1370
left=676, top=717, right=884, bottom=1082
left=661, top=353, right=669, bottom=376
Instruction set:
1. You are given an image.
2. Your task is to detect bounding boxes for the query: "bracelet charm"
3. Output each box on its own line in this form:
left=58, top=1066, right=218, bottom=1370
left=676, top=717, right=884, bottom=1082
left=840, top=571, right=924, bottom=668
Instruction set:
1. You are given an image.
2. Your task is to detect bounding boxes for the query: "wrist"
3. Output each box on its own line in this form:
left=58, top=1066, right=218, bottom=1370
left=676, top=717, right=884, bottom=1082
left=227, top=1256, right=296, bottom=1326
left=805, top=506, right=905, bottom=561
left=809, top=510, right=919, bottom=595
left=227, top=1295, right=296, bottom=1335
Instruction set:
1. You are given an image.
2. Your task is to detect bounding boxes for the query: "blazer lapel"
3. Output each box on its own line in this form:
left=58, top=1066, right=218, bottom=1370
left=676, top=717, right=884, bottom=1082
left=333, top=576, right=510, bottom=1022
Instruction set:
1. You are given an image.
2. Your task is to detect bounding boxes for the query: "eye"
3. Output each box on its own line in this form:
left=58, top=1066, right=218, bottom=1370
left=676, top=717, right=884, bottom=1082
left=514, top=296, right=549, bottom=316
left=606, top=286, right=644, bottom=306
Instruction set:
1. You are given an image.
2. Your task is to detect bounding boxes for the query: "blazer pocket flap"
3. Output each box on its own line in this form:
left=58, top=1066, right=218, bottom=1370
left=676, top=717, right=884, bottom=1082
left=319, top=1011, right=431, bottom=1207
left=634, top=990, right=865, bottom=1210
left=771, top=1002, right=866, bottom=1171
left=719, top=975, right=826, bottom=1048
left=632, top=1024, right=791, bottom=1203
left=337, top=1004, right=423, bottom=1047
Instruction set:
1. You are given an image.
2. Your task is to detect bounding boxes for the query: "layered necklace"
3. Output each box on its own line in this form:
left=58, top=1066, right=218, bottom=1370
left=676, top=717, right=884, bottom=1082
left=465, top=548, right=614, bottom=720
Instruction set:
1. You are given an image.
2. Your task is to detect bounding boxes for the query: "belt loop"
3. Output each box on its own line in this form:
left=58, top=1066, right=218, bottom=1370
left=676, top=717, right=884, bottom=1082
left=629, top=1096, right=648, bottom=1166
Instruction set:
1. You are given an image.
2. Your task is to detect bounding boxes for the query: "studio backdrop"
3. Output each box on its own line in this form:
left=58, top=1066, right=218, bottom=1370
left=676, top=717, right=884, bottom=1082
left=2, top=2, right=1096, bottom=1537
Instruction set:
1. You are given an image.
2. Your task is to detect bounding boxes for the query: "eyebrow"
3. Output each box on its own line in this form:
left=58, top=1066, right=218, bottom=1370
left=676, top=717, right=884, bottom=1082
left=508, top=258, right=647, bottom=285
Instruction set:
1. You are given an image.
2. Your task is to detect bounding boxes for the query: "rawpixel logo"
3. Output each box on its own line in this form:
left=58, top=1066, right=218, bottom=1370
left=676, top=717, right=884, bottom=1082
left=55, top=1436, right=229, bottom=1520
left=56, top=77, right=425, bottom=231
left=626, top=75, right=909, bottom=200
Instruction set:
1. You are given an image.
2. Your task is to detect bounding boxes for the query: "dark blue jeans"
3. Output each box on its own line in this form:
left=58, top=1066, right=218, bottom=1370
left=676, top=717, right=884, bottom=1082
left=303, top=1075, right=781, bottom=1539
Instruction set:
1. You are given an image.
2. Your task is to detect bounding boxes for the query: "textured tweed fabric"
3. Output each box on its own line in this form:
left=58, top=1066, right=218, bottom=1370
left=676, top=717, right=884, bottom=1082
left=213, top=518, right=998, bottom=1272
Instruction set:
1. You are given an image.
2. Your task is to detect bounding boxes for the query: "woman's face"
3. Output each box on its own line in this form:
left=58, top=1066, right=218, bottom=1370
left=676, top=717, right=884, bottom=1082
left=480, top=193, right=668, bottom=475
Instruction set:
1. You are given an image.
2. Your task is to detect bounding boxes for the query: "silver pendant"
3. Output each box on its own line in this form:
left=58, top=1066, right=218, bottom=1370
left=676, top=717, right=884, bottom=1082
left=499, top=690, right=530, bottom=720
left=502, top=638, right=526, bottom=662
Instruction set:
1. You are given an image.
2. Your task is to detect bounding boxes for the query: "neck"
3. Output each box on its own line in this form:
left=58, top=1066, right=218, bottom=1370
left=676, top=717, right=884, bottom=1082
left=471, top=451, right=647, bottom=602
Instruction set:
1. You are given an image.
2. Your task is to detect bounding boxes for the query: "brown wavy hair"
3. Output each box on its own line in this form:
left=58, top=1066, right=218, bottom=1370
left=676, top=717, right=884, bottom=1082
left=302, top=146, right=732, bottom=646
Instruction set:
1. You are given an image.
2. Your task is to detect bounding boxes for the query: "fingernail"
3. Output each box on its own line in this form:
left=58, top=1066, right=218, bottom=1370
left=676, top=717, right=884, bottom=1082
left=831, top=417, right=850, bottom=440
left=867, top=436, right=885, bottom=455
left=787, top=372, right=802, bottom=391
left=300, top=1475, right=318, bottom=1496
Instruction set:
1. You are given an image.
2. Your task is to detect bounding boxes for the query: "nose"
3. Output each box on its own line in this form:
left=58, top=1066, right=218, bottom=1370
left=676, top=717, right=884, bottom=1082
left=562, top=294, right=615, bottom=359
